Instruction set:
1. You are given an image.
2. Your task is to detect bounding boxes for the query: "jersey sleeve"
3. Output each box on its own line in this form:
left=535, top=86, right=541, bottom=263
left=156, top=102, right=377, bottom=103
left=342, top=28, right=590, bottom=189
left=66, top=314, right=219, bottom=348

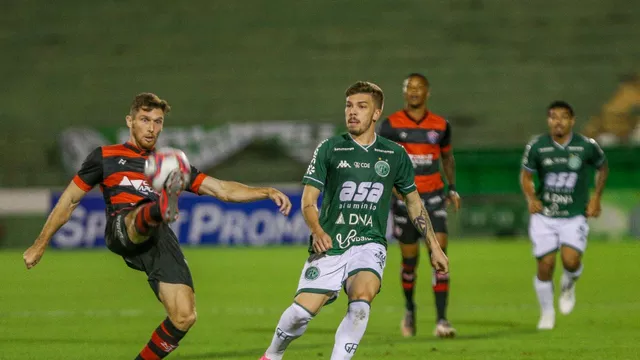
left=521, top=141, right=539, bottom=173
left=72, top=147, right=103, bottom=192
left=587, top=138, right=607, bottom=168
left=187, top=165, right=207, bottom=194
left=302, top=139, right=330, bottom=191
left=394, top=148, right=417, bottom=195
left=440, top=121, right=452, bottom=152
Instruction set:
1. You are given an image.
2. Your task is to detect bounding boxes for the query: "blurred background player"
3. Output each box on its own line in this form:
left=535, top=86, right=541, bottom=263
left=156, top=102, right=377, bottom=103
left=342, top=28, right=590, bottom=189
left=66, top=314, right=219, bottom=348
left=260, top=81, right=448, bottom=360
left=377, top=73, right=461, bottom=338
left=23, top=93, right=292, bottom=360
left=520, top=101, right=608, bottom=330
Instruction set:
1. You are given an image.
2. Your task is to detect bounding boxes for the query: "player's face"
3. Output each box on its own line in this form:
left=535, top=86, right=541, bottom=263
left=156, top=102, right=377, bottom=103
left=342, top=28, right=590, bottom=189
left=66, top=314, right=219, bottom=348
left=403, top=76, right=429, bottom=108
left=126, top=108, right=165, bottom=150
left=547, top=107, right=575, bottom=138
left=345, top=93, right=382, bottom=136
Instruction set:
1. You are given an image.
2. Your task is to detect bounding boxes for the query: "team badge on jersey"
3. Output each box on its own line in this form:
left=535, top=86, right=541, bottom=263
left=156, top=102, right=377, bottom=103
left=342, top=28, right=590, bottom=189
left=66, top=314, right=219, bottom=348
left=568, top=154, right=582, bottom=170
left=427, top=130, right=440, bottom=144
left=375, top=159, right=390, bottom=177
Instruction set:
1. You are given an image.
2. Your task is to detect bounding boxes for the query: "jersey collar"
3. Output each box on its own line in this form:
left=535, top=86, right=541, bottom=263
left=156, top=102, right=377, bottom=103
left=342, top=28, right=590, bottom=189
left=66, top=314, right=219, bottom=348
left=124, top=141, right=154, bottom=155
left=552, top=132, right=573, bottom=149
left=348, top=133, right=377, bottom=152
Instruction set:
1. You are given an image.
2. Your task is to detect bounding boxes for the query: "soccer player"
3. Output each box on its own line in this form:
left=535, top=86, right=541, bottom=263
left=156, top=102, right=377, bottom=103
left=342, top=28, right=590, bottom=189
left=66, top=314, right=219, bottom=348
left=22, top=93, right=292, bottom=359
left=377, top=73, right=460, bottom=338
left=259, top=81, right=449, bottom=360
left=520, top=101, right=608, bottom=330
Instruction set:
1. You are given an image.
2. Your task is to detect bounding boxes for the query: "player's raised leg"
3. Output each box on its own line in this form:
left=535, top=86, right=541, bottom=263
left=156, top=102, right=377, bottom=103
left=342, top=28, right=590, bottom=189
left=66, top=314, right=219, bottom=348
left=432, top=232, right=455, bottom=337
left=125, top=169, right=186, bottom=244
left=136, top=282, right=196, bottom=359
left=331, top=271, right=379, bottom=360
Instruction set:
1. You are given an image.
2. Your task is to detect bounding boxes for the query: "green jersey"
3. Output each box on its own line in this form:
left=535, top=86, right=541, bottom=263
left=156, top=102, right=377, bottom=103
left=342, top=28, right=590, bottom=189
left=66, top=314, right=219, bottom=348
left=302, top=133, right=417, bottom=255
left=521, top=133, right=606, bottom=218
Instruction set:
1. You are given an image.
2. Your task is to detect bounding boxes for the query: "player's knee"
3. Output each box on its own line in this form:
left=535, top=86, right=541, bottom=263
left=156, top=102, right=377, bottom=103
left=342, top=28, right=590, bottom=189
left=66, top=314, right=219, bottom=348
left=537, top=260, right=555, bottom=280
left=562, top=257, right=581, bottom=272
left=171, top=307, right=197, bottom=330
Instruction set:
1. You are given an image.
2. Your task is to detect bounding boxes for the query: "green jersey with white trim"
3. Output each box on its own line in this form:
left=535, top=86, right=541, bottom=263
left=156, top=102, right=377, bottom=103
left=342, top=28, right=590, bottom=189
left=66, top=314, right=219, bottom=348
left=521, top=133, right=606, bottom=218
left=303, top=133, right=417, bottom=255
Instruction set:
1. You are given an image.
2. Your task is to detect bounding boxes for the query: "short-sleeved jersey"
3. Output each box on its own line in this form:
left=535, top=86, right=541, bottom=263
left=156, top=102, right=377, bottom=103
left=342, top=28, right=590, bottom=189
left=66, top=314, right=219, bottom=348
left=521, top=133, right=606, bottom=218
left=302, top=133, right=417, bottom=255
left=73, top=142, right=207, bottom=215
left=377, top=110, right=451, bottom=193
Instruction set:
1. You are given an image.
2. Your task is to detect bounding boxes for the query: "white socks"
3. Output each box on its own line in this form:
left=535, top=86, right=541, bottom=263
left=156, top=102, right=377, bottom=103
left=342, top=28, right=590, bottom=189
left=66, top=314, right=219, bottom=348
left=562, top=263, right=583, bottom=289
left=534, top=276, right=554, bottom=315
left=330, top=301, right=371, bottom=360
left=264, top=303, right=314, bottom=360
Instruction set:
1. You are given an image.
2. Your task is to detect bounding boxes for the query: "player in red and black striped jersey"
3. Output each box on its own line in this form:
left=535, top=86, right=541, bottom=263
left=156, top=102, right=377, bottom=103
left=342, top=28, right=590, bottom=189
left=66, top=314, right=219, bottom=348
left=377, top=74, right=461, bottom=338
left=23, top=93, right=292, bottom=360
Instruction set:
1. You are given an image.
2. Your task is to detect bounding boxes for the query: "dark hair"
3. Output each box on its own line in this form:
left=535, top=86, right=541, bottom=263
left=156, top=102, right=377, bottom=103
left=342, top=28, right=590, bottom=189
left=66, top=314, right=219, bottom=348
left=129, top=93, right=171, bottom=116
left=547, top=101, right=574, bottom=117
left=405, top=73, right=430, bottom=87
left=345, top=81, right=384, bottom=109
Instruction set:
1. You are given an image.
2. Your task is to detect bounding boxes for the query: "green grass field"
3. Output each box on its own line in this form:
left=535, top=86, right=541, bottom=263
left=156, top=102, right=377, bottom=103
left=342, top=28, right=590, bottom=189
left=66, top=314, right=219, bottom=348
left=1, top=239, right=639, bottom=360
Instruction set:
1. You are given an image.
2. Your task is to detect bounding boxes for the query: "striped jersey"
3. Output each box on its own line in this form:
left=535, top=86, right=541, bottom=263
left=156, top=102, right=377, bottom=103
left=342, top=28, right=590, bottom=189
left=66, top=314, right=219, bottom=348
left=72, top=142, right=206, bottom=215
left=377, top=110, right=451, bottom=193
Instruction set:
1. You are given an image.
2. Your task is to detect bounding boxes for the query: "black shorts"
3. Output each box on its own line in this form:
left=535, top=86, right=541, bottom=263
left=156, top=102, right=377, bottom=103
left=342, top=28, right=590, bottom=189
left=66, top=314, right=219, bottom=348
left=392, top=189, right=448, bottom=244
left=105, top=209, right=194, bottom=300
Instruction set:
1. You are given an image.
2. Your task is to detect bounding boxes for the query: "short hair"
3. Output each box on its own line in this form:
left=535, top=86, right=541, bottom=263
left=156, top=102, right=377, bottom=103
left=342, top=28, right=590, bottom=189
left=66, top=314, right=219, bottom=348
left=405, top=73, right=430, bottom=88
left=345, top=81, right=384, bottom=109
left=547, top=100, right=574, bottom=117
left=129, top=93, right=171, bottom=116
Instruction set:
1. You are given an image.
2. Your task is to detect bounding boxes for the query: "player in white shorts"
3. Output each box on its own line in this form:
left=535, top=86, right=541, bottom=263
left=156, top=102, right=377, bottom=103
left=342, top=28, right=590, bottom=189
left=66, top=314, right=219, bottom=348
left=520, top=101, right=608, bottom=330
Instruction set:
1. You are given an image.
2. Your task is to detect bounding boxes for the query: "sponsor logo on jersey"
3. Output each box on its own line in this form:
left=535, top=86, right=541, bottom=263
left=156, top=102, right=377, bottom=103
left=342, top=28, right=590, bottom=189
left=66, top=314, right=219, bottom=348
left=374, top=148, right=394, bottom=154
left=409, top=154, right=433, bottom=167
left=374, top=159, right=390, bottom=177
left=353, top=162, right=370, bottom=169
left=118, top=176, right=155, bottom=195
left=335, top=229, right=373, bottom=249
left=337, top=160, right=351, bottom=169
left=306, top=139, right=328, bottom=175
left=539, top=147, right=554, bottom=153
left=334, top=147, right=354, bottom=151
left=542, top=158, right=554, bottom=166
left=568, top=146, right=584, bottom=151
left=335, top=212, right=346, bottom=224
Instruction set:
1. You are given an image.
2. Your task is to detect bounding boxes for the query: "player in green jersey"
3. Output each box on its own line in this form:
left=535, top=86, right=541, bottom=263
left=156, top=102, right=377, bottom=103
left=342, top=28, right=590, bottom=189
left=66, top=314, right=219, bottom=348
left=260, top=82, right=449, bottom=360
left=520, top=101, right=609, bottom=330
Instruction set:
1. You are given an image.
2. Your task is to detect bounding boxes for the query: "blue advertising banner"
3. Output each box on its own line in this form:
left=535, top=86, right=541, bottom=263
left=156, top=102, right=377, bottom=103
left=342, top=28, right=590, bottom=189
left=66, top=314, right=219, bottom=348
left=50, top=191, right=310, bottom=249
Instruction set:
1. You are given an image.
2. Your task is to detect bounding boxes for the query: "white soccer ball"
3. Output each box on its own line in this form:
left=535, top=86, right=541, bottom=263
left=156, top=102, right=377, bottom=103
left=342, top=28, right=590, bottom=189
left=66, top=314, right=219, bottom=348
left=144, top=147, right=191, bottom=192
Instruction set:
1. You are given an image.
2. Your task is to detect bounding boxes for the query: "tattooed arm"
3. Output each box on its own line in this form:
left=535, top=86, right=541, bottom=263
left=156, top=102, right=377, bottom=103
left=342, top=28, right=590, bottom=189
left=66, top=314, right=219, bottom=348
left=403, top=190, right=449, bottom=272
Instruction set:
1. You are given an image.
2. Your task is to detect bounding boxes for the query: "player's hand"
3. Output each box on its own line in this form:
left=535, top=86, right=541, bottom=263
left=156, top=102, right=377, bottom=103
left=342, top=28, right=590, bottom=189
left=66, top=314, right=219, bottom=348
left=430, top=247, right=449, bottom=274
left=23, top=244, right=45, bottom=269
left=446, top=191, right=461, bottom=212
left=268, top=188, right=292, bottom=216
left=311, top=231, right=333, bottom=254
left=527, top=199, right=543, bottom=214
left=586, top=196, right=602, bottom=218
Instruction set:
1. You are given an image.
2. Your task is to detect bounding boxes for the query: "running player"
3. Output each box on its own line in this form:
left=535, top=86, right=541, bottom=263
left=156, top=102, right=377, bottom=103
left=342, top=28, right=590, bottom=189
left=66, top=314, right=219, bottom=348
left=23, top=93, right=292, bottom=359
left=260, top=81, right=448, bottom=360
left=520, top=101, right=608, bottom=330
left=377, top=73, right=460, bottom=338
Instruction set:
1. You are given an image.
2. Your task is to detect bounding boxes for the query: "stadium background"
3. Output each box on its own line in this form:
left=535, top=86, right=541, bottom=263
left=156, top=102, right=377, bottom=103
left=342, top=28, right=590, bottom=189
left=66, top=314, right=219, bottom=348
left=1, top=1, right=639, bottom=359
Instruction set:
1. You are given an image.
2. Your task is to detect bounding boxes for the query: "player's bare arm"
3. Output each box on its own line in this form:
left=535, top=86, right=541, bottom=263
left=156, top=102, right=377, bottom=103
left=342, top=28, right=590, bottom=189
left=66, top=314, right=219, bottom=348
left=23, top=181, right=88, bottom=269
left=198, top=175, right=291, bottom=216
left=441, top=150, right=461, bottom=211
left=403, top=190, right=448, bottom=273
left=301, top=185, right=332, bottom=253
left=520, top=169, right=543, bottom=214
left=587, top=161, right=609, bottom=217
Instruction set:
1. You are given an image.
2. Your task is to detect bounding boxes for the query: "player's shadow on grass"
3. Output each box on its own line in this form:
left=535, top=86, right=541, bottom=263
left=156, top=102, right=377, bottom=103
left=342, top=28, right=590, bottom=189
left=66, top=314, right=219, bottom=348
left=177, top=344, right=329, bottom=359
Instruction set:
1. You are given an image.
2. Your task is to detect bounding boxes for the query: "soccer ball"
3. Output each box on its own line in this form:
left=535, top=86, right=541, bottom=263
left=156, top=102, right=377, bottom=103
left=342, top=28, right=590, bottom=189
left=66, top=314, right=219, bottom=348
left=144, top=148, right=191, bottom=192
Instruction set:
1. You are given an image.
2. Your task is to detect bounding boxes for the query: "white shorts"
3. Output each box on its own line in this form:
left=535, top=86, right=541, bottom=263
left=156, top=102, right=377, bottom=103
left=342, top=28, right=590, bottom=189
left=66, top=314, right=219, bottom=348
left=528, top=214, right=589, bottom=258
left=295, top=242, right=387, bottom=304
